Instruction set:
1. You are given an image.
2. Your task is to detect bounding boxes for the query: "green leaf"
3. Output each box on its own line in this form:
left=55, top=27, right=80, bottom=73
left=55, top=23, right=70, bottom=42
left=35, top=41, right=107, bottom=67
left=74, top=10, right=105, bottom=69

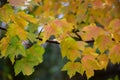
left=27, top=32, right=37, bottom=42
left=6, top=36, right=26, bottom=64
left=14, top=44, right=45, bottom=75
left=14, top=59, right=34, bottom=76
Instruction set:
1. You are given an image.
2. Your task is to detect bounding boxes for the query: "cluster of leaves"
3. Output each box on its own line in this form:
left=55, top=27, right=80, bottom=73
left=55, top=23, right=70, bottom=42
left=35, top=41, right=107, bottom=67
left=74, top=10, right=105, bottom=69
left=0, top=0, right=120, bottom=79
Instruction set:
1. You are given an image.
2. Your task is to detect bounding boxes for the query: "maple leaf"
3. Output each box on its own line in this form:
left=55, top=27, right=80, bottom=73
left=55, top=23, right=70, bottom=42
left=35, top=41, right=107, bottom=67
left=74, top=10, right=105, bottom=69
left=91, top=0, right=104, bottom=9
left=7, top=23, right=28, bottom=40
left=94, top=35, right=113, bottom=53
left=0, top=37, right=10, bottom=57
left=62, top=61, right=84, bottom=78
left=109, top=43, right=120, bottom=64
left=82, top=47, right=98, bottom=57
left=97, top=54, right=109, bottom=70
left=60, top=37, right=82, bottom=61
left=81, top=55, right=101, bottom=79
left=79, top=23, right=104, bottom=41
left=43, top=19, right=73, bottom=42
left=107, top=19, right=120, bottom=42
left=14, top=44, right=44, bottom=75
left=6, top=36, right=26, bottom=64
left=43, top=24, right=57, bottom=42
left=107, top=19, right=120, bottom=32
left=14, top=59, right=35, bottom=76
left=0, top=4, right=14, bottom=23
left=8, top=0, right=26, bottom=6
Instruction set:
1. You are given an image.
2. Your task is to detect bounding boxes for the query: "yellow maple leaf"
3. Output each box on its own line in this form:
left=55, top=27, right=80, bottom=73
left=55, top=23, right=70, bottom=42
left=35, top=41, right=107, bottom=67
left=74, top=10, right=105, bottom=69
left=0, top=36, right=10, bottom=57
left=62, top=62, right=84, bottom=78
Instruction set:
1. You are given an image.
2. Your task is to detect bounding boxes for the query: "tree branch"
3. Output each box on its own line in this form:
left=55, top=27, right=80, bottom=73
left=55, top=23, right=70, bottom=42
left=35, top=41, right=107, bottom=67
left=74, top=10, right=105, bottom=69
left=0, top=27, right=7, bottom=31
left=0, top=26, right=94, bottom=44
left=36, top=37, right=60, bottom=44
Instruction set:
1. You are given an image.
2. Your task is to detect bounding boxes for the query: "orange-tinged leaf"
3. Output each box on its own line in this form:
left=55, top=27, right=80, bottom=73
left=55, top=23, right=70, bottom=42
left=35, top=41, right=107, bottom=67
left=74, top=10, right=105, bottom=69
left=109, top=43, right=120, bottom=64
left=77, top=41, right=87, bottom=51
left=53, top=19, right=73, bottom=41
left=97, top=54, right=109, bottom=70
left=9, top=0, right=26, bottom=6
left=43, top=24, right=57, bottom=42
left=62, top=62, right=84, bottom=78
left=108, top=19, right=120, bottom=32
left=91, top=0, right=104, bottom=9
left=113, top=30, right=120, bottom=42
left=81, top=55, right=101, bottom=79
left=94, top=35, right=113, bottom=53
left=107, top=19, right=120, bottom=42
left=79, top=23, right=104, bottom=41
left=0, top=37, right=10, bottom=57
left=18, top=12, right=38, bottom=24
left=43, top=19, right=73, bottom=42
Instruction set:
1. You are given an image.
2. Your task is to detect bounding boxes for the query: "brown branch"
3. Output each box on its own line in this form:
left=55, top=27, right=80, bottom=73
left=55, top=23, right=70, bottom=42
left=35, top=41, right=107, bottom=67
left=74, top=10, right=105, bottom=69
left=36, top=37, right=60, bottom=44
left=0, top=26, right=94, bottom=44
left=0, top=27, right=7, bottom=31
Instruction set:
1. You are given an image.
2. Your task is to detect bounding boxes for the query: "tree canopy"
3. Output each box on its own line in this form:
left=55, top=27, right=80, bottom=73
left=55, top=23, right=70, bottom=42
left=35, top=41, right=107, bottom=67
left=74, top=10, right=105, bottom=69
left=0, top=0, right=120, bottom=79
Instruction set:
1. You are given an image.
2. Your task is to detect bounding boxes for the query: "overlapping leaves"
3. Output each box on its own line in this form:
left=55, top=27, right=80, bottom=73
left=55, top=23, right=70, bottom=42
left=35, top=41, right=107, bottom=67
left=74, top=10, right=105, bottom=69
left=0, top=0, right=120, bottom=80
